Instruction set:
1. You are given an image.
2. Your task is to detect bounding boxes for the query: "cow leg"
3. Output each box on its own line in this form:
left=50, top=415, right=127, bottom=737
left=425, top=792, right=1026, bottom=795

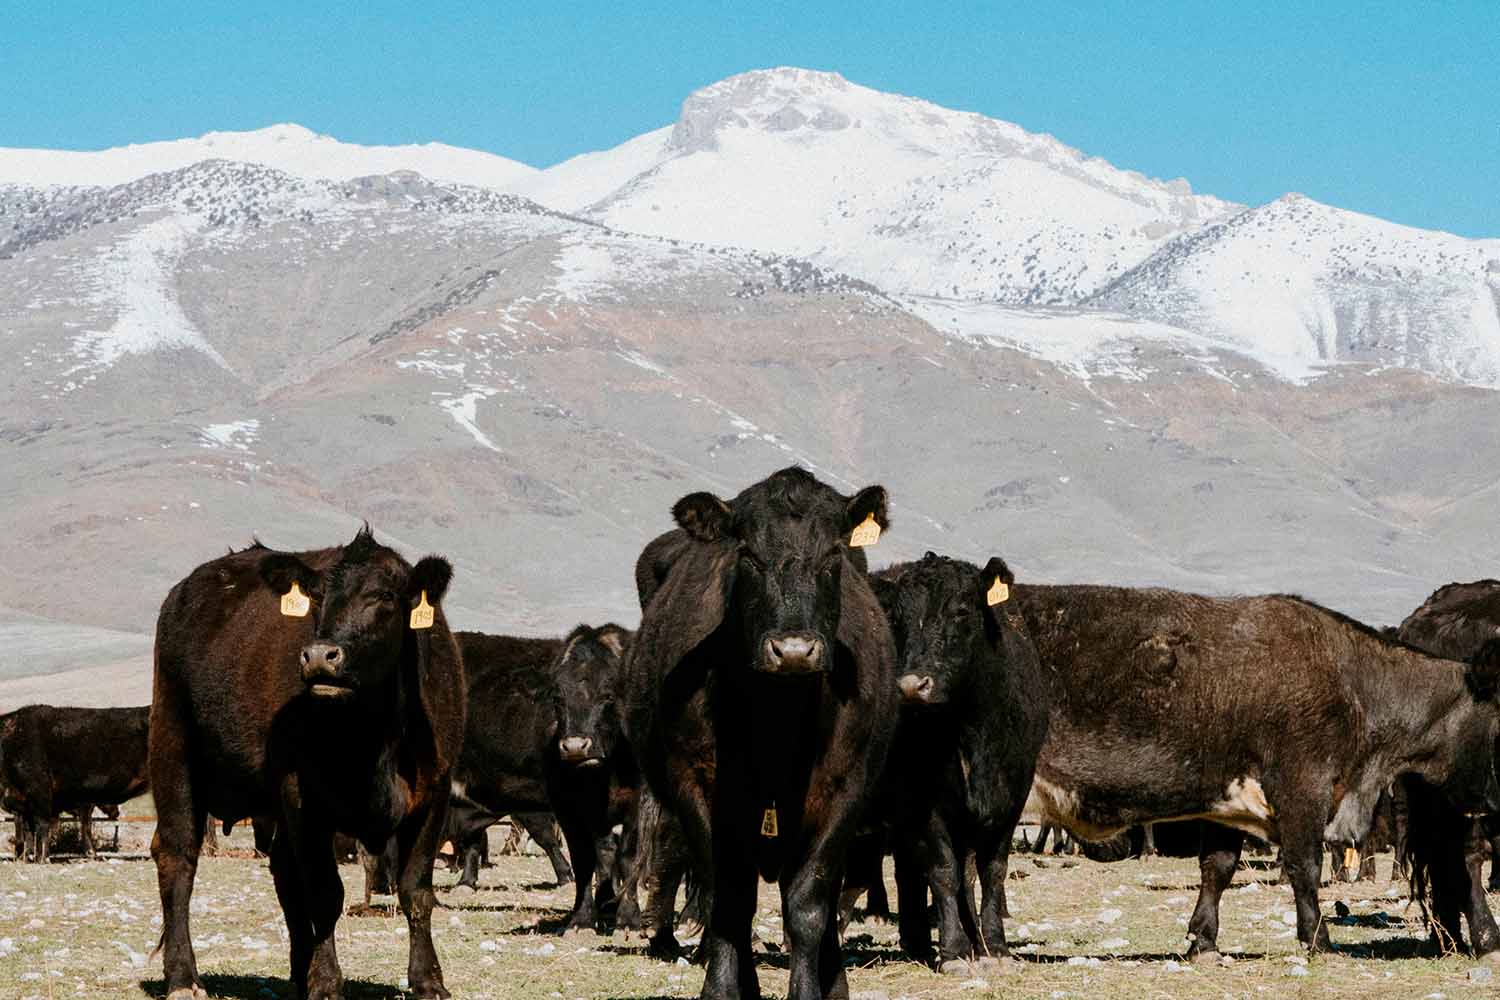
left=1185, top=823, right=1244, bottom=962
left=614, top=815, right=644, bottom=935
left=925, top=813, right=974, bottom=968
left=701, top=848, right=758, bottom=1000
left=975, top=830, right=1014, bottom=960
left=1486, top=817, right=1500, bottom=894
left=268, top=828, right=317, bottom=997
left=1279, top=818, right=1333, bottom=954
left=1463, top=820, right=1500, bottom=956
left=519, top=812, right=574, bottom=886
left=34, top=816, right=50, bottom=863
left=282, top=815, right=345, bottom=1000
left=80, top=811, right=96, bottom=859
left=892, top=833, right=933, bottom=962
left=394, top=790, right=452, bottom=1000
left=557, top=808, right=599, bottom=933
left=1141, top=822, right=1158, bottom=858
left=782, top=860, right=846, bottom=1000
left=150, top=653, right=213, bottom=999
left=201, top=816, right=219, bottom=858
left=457, top=837, right=483, bottom=890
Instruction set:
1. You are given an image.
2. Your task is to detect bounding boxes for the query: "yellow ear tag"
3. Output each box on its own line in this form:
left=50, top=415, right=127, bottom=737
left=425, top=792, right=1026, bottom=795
left=760, top=807, right=779, bottom=838
left=409, top=590, right=435, bottom=630
left=280, top=582, right=310, bottom=618
left=986, top=577, right=1010, bottom=606
left=849, top=513, right=881, bottom=548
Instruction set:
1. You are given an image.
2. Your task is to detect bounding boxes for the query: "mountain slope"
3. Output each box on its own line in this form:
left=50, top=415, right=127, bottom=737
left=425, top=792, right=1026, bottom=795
left=1091, top=194, right=1500, bottom=385
left=513, top=68, right=1239, bottom=304
left=0, top=123, right=539, bottom=191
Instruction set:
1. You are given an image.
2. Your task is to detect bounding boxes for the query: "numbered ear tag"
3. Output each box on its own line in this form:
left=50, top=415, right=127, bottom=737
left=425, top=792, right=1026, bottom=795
left=849, top=513, right=881, bottom=548
left=280, top=582, right=310, bottom=618
left=409, top=590, right=435, bottom=630
left=760, top=807, right=779, bottom=838
left=986, top=577, right=1010, bottom=606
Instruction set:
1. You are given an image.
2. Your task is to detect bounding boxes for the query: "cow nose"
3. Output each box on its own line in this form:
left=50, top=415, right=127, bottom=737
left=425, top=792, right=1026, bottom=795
left=559, top=736, right=593, bottom=758
left=300, top=643, right=344, bottom=678
left=765, top=635, right=824, bottom=673
left=898, top=674, right=935, bottom=702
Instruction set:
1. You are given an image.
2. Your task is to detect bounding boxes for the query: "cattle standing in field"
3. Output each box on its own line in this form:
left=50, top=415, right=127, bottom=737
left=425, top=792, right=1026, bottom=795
left=624, top=466, right=899, bottom=1000
left=451, top=625, right=638, bottom=932
left=1398, top=579, right=1500, bottom=942
left=149, top=527, right=463, bottom=1000
left=866, top=553, right=1049, bottom=969
left=0, top=704, right=149, bottom=863
left=1007, top=584, right=1500, bottom=961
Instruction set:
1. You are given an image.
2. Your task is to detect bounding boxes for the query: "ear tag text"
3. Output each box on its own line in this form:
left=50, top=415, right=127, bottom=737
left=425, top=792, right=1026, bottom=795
left=280, top=582, right=310, bottom=618
left=986, top=577, right=1010, bottom=606
left=760, top=807, right=779, bottom=838
left=409, top=590, right=435, bottom=630
left=849, top=513, right=881, bottom=548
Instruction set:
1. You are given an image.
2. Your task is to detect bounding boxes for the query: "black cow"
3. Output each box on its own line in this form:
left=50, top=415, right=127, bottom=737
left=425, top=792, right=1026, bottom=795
left=1008, top=584, right=1500, bottom=961
left=623, top=466, right=899, bottom=1000
left=0, top=705, right=149, bottom=863
left=451, top=624, right=638, bottom=933
left=1398, top=579, right=1500, bottom=941
left=447, top=809, right=571, bottom=891
left=867, top=553, right=1049, bottom=969
left=149, top=527, right=464, bottom=999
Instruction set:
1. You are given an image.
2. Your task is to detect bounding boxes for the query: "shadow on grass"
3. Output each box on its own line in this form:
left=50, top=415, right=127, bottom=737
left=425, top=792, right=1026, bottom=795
left=140, top=974, right=403, bottom=999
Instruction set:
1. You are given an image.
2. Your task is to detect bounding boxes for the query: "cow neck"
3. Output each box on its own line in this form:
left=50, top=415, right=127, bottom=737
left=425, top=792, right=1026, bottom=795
left=1351, top=638, right=1483, bottom=778
left=744, top=668, right=824, bottom=820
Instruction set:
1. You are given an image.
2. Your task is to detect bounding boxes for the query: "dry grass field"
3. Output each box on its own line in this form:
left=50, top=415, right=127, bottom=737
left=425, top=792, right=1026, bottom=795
left=0, top=823, right=1496, bottom=1000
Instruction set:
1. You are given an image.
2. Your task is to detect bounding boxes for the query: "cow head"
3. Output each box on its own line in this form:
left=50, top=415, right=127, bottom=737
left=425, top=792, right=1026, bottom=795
left=671, top=466, right=888, bottom=676
left=553, top=624, right=631, bottom=767
left=259, top=525, right=452, bottom=699
left=879, top=552, right=1014, bottom=705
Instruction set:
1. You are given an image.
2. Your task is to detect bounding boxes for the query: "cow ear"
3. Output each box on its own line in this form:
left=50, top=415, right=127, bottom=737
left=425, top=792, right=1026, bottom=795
left=595, top=624, right=630, bottom=658
left=979, top=556, right=1015, bottom=642
left=1469, top=638, right=1500, bottom=701
left=259, top=554, right=318, bottom=597
left=673, top=492, right=733, bottom=542
left=845, top=485, right=889, bottom=541
left=406, top=556, right=453, bottom=605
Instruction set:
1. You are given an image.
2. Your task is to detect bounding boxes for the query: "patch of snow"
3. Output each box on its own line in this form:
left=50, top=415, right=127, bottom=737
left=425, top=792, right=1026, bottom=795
left=439, top=388, right=502, bottom=453
left=198, top=419, right=260, bottom=452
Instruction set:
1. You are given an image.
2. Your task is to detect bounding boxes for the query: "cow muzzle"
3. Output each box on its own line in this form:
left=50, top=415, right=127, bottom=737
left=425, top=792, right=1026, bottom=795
left=300, top=643, right=353, bottom=697
left=897, top=673, right=936, bottom=703
left=760, top=634, right=826, bottom=674
left=558, top=736, right=602, bottom=766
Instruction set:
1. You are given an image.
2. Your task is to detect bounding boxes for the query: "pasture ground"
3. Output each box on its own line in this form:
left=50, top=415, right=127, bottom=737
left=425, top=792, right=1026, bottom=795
left=0, top=824, right=1495, bottom=999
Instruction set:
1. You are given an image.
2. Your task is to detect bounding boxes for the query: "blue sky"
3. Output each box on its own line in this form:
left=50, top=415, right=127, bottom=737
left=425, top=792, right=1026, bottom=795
left=6, top=2, right=1497, bottom=237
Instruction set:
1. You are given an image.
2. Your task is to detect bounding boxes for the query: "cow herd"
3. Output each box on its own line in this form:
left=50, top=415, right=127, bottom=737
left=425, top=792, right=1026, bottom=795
left=4, top=465, right=1500, bottom=1000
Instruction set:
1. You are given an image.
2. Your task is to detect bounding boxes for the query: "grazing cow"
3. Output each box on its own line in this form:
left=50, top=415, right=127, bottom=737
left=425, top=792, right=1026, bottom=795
left=623, top=466, right=898, bottom=1000
left=149, top=526, right=463, bottom=1000
left=0, top=705, right=149, bottom=863
left=1007, top=584, right=1500, bottom=961
left=451, top=626, right=638, bottom=932
left=866, top=553, right=1049, bottom=968
left=1398, top=580, right=1500, bottom=944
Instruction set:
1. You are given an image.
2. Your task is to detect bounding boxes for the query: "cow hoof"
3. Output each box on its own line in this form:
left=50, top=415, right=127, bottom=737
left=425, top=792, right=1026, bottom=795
left=1188, top=949, right=1220, bottom=966
left=938, top=959, right=972, bottom=976
left=410, top=981, right=451, bottom=999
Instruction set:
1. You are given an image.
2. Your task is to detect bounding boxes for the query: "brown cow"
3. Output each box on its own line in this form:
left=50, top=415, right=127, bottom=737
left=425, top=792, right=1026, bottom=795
left=149, top=527, right=464, bottom=999
left=1008, top=584, right=1500, bottom=961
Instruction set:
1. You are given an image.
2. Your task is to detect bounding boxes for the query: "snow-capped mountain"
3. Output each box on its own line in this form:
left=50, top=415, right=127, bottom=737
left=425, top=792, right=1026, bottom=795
left=517, top=68, right=1240, bottom=305
left=1091, top=194, right=1500, bottom=385
left=0, top=122, right=538, bottom=191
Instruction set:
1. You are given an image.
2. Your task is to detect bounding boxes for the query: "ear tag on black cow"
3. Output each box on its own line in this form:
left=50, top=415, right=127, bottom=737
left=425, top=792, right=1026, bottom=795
left=849, top=513, right=881, bottom=548
left=760, top=807, right=779, bottom=838
left=409, top=590, right=435, bottom=630
left=986, top=577, right=1010, bottom=606
left=280, top=582, right=310, bottom=618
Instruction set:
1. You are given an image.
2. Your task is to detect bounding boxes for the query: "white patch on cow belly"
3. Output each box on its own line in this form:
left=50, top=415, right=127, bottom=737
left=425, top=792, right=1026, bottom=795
left=1210, top=777, right=1277, bottom=840
left=1024, top=775, right=1089, bottom=829
left=450, top=779, right=467, bottom=800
